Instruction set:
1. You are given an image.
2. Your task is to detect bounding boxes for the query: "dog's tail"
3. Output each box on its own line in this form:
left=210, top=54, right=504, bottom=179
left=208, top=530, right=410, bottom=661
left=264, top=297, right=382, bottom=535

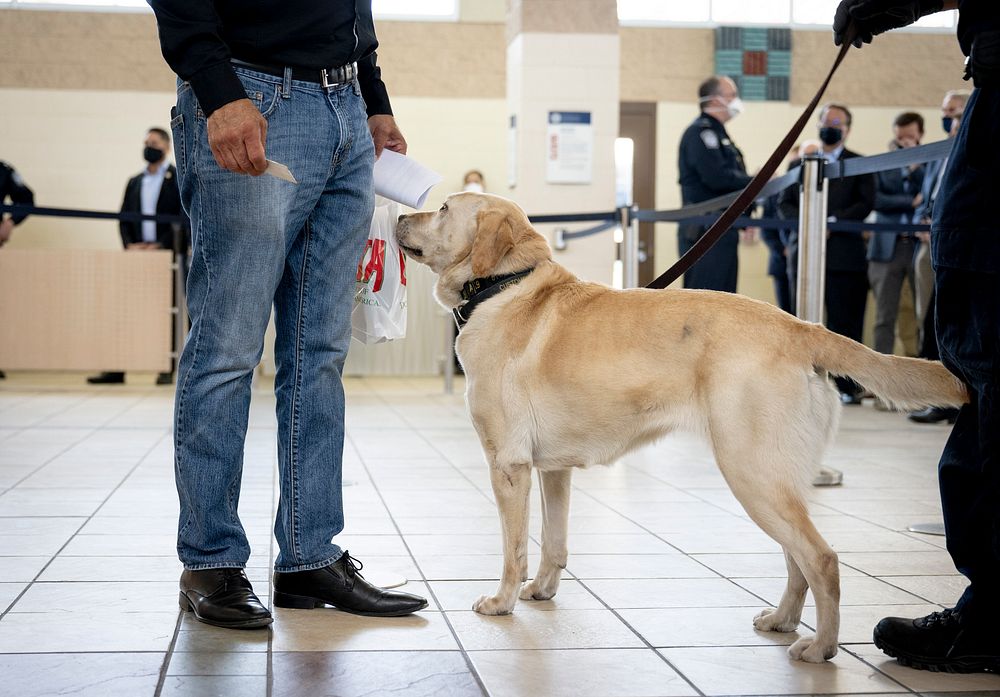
left=804, top=323, right=968, bottom=411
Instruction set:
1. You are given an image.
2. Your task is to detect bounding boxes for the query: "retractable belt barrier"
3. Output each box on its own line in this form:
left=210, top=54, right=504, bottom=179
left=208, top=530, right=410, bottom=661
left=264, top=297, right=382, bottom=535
left=0, top=133, right=950, bottom=246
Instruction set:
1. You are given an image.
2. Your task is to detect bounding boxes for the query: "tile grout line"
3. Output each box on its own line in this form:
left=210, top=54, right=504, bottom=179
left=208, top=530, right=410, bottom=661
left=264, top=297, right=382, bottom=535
left=152, top=611, right=185, bottom=697
left=0, top=428, right=172, bottom=624
left=344, top=428, right=491, bottom=697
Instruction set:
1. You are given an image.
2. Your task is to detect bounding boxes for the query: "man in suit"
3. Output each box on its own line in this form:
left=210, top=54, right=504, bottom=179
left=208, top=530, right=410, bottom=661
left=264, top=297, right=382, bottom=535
left=868, top=112, right=926, bottom=364
left=88, top=127, right=186, bottom=386
left=781, top=104, right=877, bottom=404
left=677, top=76, right=753, bottom=292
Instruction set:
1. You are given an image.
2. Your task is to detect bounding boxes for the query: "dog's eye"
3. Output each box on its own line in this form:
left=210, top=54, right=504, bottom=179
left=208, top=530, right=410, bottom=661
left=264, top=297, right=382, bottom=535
left=440, top=203, right=448, bottom=212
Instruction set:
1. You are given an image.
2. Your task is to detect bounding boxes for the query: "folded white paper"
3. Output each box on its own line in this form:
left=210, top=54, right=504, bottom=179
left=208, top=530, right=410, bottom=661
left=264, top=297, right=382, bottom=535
left=373, top=149, right=442, bottom=209
left=265, top=160, right=297, bottom=184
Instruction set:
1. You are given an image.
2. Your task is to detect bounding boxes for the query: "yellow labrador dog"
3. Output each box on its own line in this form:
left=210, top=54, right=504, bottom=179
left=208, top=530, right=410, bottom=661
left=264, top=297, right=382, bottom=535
left=396, top=192, right=966, bottom=663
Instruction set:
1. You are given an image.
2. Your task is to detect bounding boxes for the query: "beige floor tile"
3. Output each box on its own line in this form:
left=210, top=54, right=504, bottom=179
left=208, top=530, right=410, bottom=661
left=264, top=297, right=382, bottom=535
left=429, top=579, right=605, bottom=612
left=583, top=577, right=763, bottom=609
left=733, top=575, right=930, bottom=608
left=877, top=574, right=968, bottom=606
left=567, top=553, right=716, bottom=579
left=160, top=675, right=268, bottom=697
left=173, top=625, right=271, bottom=652
left=0, top=610, right=177, bottom=652
left=839, top=551, right=958, bottom=576
left=821, top=529, right=943, bottom=553
left=847, top=644, right=1000, bottom=692
left=801, top=604, right=942, bottom=644
left=0, top=556, right=50, bottom=582
left=270, top=608, right=457, bottom=651
left=0, top=652, right=163, bottom=697
left=447, top=608, right=643, bottom=650
left=0, top=581, right=27, bottom=609
left=270, top=651, right=483, bottom=697
left=394, top=515, right=501, bottom=535
left=657, top=530, right=782, bottom=554
left=416, top=553, right=548, bottom=581
left=167, top=651, right=269, bottom=676
left=658, top=645, right=907, bottom=695
left=39, top=555, right=184, bottom=582
left=620, top=606, right=802, bottom=647
left=564, top=533, right=680, bottom=555
left=470, top=648, right=697, bottom=697
left=692, top=553, right=866, bottom=579
left=12, top=580, right=178, bottom=612
left=405, top=533, right=538, bottom=557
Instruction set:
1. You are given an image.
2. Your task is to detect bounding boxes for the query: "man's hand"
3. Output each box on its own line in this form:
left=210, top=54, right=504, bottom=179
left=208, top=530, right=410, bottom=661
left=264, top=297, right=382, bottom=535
left=834, top=0, right=944, bottom=47
left=0, top=217, right=14, bottom=246
left=912, top=191, right=924, bottom=208
left=917, top=231, right=931, bottom=243
left=207, top=99, right=268, bottom=175
left=368, top=115, right=407, bottom=159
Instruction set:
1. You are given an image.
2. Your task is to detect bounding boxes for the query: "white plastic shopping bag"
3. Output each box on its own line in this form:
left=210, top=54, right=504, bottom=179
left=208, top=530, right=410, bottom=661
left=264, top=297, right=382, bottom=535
left=352, top=197, right=407, bottom=344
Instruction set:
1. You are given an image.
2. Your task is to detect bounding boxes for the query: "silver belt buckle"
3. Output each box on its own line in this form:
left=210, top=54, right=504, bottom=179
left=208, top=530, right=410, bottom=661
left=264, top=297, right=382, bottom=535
left=320, top=67, right=340, bottom=89
left=320, top=62, right=356, bottom=89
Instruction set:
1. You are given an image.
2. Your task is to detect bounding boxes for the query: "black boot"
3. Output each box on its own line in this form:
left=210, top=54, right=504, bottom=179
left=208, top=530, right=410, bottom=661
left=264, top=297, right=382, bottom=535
left=273, top=551, right=428, bottom=616
left=908, top=406, right=959, bottom=424
left=874, top=608, right=1000, bottom=673
left=179, top=568, right=272, bottom=629
left=87, top=372, right=125, bottom=385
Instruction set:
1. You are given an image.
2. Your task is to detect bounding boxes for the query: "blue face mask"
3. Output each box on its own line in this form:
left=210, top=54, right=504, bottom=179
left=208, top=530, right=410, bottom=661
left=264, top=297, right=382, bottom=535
left=941, top=116, right=954, bottom=134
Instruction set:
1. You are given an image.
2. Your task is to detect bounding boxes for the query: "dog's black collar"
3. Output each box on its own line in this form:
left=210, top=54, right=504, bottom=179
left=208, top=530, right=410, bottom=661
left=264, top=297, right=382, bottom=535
left=453, top=270, right=534, bottom=329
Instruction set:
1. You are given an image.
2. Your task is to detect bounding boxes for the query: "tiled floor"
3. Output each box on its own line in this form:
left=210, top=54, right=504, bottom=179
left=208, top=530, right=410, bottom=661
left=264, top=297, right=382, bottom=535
left=1, top=372, right=998, bottom=697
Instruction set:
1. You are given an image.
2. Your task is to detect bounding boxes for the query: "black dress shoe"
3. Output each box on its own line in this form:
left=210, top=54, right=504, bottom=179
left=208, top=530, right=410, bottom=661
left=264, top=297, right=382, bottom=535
left=908, top=406, right=959, bottom=424
left=155, top=372, right=174, bottom=385
left=273, top=551, right=428, bottom=616
left=874, top=608, right=1000, bottom=673
left=87, top=372, right=125, bottom=385
left=179, top=568, right=272, bottom=629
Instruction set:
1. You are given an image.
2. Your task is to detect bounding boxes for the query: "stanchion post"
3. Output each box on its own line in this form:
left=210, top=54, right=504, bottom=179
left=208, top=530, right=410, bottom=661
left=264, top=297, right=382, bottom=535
left=797, top=155, right=843, bottom=488
left=796, top=155, right=828, bottom=325
left=621, top=206, right=639, bottom=289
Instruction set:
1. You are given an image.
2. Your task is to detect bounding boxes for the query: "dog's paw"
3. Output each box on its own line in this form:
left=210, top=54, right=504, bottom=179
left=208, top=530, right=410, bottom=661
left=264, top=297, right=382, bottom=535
left=519, top=579, right=556, bottom=601
left=788, top=636, right=837, bottom=663
left=753, top=608, right=800, bottom=633
left=472, top=594, right=514, bottom=616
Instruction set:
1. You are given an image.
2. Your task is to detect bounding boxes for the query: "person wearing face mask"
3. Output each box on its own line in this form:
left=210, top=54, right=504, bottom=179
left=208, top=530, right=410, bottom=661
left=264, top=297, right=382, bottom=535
left=867, top=112, right=926, bottom=396
left=462, top=169, right=486, bottom=193
left=779, top=103, right=876, bottom=405
left=87, top=127, right=187, bottom=386
left=677, top=75, right=752, bottom=293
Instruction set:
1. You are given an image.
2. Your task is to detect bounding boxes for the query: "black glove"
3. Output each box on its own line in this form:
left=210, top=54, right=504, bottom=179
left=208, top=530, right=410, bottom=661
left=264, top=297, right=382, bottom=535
left=833, top=0, right=945, bottom=47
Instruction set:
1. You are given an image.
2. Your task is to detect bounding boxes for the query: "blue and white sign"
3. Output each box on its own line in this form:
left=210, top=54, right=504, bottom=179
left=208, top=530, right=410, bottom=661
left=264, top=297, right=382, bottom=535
left=546, top=111, right=593, bottom=184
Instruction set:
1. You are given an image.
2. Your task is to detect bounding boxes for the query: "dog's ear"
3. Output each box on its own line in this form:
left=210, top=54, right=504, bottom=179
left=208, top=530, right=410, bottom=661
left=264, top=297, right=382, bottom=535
left=471, top=207, right=516, bottom=277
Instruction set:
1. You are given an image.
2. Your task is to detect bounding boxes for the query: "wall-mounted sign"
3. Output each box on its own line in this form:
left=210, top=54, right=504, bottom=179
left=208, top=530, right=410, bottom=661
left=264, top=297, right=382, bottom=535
left=546, top=111, right=593, bottom=184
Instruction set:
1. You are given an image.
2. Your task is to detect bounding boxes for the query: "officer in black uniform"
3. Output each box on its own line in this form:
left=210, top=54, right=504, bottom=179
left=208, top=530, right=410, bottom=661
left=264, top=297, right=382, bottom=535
left=0, top=160, right=34, bottom=248
left=835, top=0, right=1000, bottom=673
left=677, top=76, right=753, bottom=292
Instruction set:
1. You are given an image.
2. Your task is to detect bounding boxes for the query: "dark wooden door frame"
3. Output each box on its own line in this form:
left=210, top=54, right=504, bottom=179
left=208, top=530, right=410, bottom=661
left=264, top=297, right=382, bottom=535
left=619, top=102, right=657, bottom=285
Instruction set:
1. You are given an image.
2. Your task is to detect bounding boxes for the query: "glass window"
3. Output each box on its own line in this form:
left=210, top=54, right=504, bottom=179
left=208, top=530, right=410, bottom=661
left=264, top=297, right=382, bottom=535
left=791, top=0, right=839, bottom=26
left=712, top=0, right=790, bottom=25
left=617, top=0, right=710, bottom=24
left=373, top=0, right=457, bottom=19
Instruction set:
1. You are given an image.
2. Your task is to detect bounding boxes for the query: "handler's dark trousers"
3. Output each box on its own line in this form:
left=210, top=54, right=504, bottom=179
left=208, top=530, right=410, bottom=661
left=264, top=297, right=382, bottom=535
left=931, top=86, right=1000, bottom=626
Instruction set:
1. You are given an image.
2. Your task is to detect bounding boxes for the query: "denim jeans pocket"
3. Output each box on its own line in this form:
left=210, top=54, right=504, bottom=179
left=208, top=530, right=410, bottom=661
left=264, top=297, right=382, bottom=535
left=170, top=110, right=186, bottom=175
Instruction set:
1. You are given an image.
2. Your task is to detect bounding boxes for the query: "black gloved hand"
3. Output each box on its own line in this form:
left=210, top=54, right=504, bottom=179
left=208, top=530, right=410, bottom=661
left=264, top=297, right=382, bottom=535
left=833, top=0, right=945, bottom=47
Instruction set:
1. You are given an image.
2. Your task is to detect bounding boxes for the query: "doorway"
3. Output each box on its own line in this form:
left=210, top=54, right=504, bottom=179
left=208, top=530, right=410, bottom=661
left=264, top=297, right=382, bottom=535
left=619, top=102, right=657, bottom=285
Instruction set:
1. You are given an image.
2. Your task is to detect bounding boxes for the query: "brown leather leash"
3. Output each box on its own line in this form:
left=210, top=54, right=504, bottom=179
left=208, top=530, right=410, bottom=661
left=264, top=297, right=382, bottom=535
left=646, top=29, right=856, bottom=290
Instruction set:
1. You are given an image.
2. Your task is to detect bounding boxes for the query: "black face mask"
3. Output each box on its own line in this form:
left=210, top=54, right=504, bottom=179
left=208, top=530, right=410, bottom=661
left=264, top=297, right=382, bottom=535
left=818, top=127, right=843, bottom=146
left=941, top=116, right=954, bottom=134
left=143, top=146, right=164, bottom=164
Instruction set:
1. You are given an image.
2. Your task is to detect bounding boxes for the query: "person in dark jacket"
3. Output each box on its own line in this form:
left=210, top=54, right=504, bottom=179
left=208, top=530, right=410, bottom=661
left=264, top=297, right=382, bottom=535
left=677, top=76, right=753, bottom=292
left=87, top=128, right=186, bottom=386
left=835, top=0, right=1000, bottom=673
left=868, top=111, right=925, bottom=362
left=780, top=103, right=876, bottom=404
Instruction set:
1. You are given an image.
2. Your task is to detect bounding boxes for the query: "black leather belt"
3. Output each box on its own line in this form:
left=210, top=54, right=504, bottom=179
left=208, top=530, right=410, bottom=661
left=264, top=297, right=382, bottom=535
left=231, top=59, right=358, bottom=88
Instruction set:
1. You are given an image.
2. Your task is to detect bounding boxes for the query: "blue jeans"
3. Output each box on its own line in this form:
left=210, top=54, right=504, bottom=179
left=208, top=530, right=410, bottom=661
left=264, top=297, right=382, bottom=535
left=169, top=66, right=375, bottom=572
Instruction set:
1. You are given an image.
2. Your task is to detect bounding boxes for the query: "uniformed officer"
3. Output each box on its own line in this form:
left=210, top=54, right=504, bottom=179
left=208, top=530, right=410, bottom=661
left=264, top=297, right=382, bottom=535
left=677, top=75, right=752, bottom=292
left=835, top=0, right=1000, bottom=673
left=0, top=160, right=34, bottom=247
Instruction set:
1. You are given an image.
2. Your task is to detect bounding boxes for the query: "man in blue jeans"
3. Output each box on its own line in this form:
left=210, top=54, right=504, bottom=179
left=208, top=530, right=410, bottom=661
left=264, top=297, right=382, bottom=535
left=835, top=0, right=1000, bottom=673
left=149, top=0, right=427, bottom=628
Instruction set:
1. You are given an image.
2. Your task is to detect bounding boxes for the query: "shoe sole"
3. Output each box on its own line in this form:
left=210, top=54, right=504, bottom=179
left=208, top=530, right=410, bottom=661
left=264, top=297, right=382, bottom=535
left=178, top=592, right=273, bottom=629
left=272, top=590, right=428, bottom=617
left=874, top=633, right=1000, bottom=673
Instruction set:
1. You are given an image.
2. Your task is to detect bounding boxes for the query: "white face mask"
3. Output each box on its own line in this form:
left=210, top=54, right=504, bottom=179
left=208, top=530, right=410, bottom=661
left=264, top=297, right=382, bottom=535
left=463, top=182, right=484, bottom=193
left=726, top=97, right=745, bottom=119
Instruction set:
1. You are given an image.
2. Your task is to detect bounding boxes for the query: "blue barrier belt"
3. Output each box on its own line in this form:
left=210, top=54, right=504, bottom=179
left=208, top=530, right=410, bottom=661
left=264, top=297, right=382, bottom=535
left=0, top=204, right=186, bottom=225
